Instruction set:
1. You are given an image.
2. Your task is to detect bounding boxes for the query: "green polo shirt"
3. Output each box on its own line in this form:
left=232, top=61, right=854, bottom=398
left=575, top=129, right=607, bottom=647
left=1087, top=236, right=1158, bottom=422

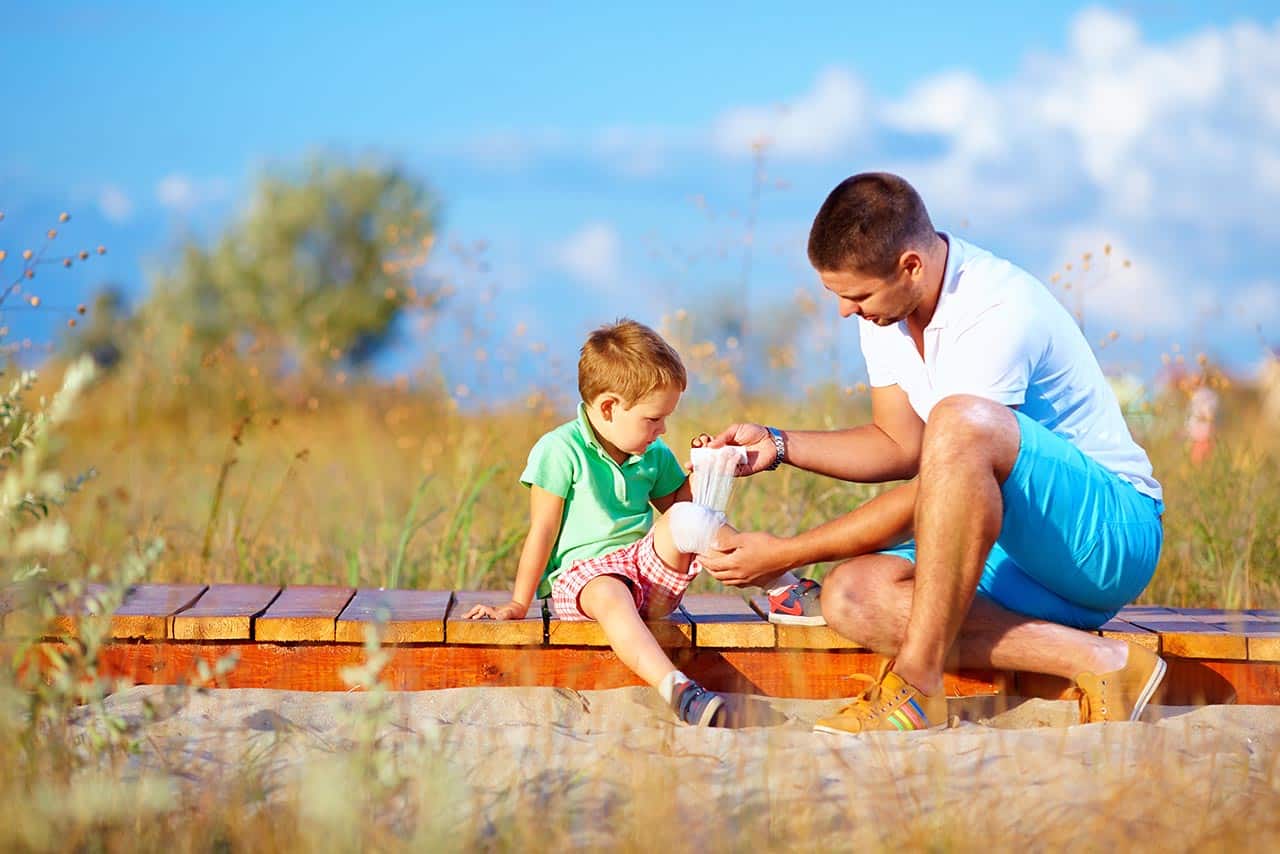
left=521, top=403, right=687, bottom=596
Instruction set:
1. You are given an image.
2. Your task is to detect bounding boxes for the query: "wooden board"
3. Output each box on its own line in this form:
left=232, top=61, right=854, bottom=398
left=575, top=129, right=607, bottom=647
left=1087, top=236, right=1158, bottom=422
left=334, top=589, right=450, bottom=644
left=9, top=636, right=1280, bottom=704
left=1096, top=617, right=1161, bottom=652
left=256, top=585, right=355, bottom=642
left=8, top=641, right=1014, bottom=700
left=1245, top=631, right=1280, bottom=662
left=680, top=593, right=775, bottom=648
left=111, top=584, right=208, bottom=640
left=748, top=594, right=867, bottom=650
left=170, top=584, right=282, bottom=641
left=45, top=582, right=108, bottom=638
left=546, top=599, right=691, bottom=647
left=446, top=591, right=544, bottom=645
left=1246, top=609, right=1280, bottom=621
left=1123, top=616, right=1248, bottom=660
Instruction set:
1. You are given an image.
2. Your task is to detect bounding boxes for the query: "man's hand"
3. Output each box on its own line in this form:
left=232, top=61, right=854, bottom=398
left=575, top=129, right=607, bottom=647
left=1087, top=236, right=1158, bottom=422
left=697, top=423, right=776, bottom=476
left=699, top=529, right=790, bottom=587
left=464, top=600, right=529, bottom=621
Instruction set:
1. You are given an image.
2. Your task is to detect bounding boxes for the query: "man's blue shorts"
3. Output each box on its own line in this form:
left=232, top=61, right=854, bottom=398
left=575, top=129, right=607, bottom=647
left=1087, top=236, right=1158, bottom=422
left=878, top=410, right=1164, bottom=630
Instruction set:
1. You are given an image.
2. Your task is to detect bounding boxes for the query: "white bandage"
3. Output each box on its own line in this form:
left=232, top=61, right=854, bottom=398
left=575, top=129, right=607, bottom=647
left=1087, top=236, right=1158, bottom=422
left=689, top=446, right=747, bottom=512
left=667, top=501, right=726, bottom=555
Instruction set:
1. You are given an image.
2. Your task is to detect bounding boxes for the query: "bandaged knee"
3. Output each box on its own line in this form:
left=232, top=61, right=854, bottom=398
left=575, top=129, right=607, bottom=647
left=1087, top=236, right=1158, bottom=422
left=667, top=501, right=727, bottom=555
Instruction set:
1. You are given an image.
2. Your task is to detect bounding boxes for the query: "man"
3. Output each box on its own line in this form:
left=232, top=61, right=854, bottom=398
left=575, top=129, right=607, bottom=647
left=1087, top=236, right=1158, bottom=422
left=701, top=172, right=1166, bottom=733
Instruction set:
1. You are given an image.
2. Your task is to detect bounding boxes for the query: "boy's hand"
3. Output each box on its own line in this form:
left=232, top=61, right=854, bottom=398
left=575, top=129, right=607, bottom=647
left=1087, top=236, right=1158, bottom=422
left=464, top=600, right=529, bottom=621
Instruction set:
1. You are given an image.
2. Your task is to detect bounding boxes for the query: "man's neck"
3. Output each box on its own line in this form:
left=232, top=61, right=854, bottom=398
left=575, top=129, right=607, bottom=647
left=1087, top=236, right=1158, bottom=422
left=908, top=232, right=951, bottom=333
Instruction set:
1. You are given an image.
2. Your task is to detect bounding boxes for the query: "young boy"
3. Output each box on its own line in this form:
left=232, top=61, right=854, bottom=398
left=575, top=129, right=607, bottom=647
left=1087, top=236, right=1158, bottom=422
left=464, top=319, right=815, bottom=726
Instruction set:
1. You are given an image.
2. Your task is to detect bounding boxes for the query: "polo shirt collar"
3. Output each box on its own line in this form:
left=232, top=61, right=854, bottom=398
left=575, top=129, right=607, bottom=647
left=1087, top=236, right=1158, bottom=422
left=925, top=231, right=965, bottom=331
left=574, top=402, right=642, bottom=465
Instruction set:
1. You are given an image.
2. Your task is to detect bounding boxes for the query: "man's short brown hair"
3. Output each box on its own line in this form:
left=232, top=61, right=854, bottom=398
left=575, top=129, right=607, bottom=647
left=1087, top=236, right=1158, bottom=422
left=807, top=172, right=936, bottom=277
left=578, top=318, right=687, bottom=405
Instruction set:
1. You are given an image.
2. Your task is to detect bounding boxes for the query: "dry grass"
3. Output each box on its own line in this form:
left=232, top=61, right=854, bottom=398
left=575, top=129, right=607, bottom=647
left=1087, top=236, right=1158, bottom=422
left=41, top=342, right=1280, bottom=608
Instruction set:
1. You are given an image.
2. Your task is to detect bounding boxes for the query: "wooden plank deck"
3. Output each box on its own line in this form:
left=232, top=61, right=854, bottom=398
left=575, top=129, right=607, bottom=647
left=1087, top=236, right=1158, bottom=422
left=255, top=585, right=355, bottom=642
left=171, top=584, right=281, bottom=641
left=5, top=584, right=1279, bottom=704
left=446, top=592, right=544, bottom=645
left=682, top=593, right=774, bottom=648
left=335, top=589, right=451, bottom=644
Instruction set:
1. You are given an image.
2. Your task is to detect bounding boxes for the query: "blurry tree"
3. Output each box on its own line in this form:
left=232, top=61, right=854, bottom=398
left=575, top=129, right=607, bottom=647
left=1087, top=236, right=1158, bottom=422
left=62, top=286, right=132, bottom=370
left=146, top=158, right=440, bottom=371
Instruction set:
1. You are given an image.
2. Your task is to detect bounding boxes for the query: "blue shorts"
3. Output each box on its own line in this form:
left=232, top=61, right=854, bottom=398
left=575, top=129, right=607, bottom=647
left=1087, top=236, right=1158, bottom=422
left=879, top=410, right=1164, bottom=630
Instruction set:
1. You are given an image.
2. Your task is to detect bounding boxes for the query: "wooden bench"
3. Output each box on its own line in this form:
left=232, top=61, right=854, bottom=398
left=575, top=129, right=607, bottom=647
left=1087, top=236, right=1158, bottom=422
left=3, top=583, right=1277, bottom=704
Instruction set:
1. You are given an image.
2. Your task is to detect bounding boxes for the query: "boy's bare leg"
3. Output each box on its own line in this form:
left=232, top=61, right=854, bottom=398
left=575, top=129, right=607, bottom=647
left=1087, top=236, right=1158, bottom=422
left=577, top=574, right=679, bottom=687
left=651, top=512, right=697, bottom=574
left=652, top=512, right=802, bottom=591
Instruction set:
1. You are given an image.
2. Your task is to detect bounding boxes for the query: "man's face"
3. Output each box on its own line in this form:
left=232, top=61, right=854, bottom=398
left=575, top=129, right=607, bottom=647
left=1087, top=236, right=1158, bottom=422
left=819, top=263, right=923, bottom=327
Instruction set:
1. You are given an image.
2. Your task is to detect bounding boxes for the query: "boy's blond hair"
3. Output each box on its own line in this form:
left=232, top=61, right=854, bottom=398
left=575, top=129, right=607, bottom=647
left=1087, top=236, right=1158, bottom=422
left=578, top=319, right=687, bottom=405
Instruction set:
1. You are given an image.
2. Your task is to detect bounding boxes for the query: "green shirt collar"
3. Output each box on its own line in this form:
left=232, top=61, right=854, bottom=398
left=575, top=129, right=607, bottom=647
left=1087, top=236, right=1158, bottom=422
left=574, top=402, right=643, bottom=466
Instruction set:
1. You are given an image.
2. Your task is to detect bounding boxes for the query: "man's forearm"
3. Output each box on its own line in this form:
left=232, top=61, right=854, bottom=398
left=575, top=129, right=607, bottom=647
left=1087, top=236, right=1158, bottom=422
left=777, top=480, right=918, bottom=568
left=780, top=424, right=918, bottom=483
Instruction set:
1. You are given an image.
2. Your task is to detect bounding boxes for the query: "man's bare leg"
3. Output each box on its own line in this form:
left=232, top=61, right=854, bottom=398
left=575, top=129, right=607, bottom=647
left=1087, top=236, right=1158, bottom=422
left=821, top=553, right=1129, bottom=680
left=832, top=394, right=1128, bottom=693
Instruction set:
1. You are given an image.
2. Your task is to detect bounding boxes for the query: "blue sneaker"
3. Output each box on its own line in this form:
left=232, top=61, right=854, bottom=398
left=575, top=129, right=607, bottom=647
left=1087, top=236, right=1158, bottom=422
left=671, top=680, right=725, bottom=727
left=768, top=578, right=826, bottom=626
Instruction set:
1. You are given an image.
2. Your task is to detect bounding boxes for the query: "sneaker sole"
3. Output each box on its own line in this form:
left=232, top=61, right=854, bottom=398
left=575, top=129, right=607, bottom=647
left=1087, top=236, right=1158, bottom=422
left=1128, top=655, right=1168, bottom=722
left=768, top=613, right=827, bottom=626
left=693, top=694, right=726, bottom=727
left=812, top=718, right=949, bottom=736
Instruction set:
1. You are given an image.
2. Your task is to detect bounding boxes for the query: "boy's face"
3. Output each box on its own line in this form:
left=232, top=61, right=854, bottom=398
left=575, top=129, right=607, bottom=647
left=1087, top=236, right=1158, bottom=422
left=591, top=384, right=682, bottom=459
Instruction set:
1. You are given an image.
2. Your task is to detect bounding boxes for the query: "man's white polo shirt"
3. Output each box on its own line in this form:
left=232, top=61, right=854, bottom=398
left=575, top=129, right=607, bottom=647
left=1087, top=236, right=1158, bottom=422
left=858, top=233, right=1162, bottom=500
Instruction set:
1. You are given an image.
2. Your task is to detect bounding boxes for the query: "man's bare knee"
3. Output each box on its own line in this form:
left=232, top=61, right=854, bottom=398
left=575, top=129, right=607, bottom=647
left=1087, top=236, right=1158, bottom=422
left=922, top=394, right=1020, bottom=478
left=820, top=556, right=913, bottom=649
left=819, top=561, right=863, bottom=625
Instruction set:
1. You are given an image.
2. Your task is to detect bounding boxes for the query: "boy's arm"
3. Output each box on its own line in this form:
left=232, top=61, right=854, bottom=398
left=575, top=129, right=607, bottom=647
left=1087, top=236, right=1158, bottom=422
left=650, top=477, right=692, bottom=514
left=465, top=484, right=564, bottom=620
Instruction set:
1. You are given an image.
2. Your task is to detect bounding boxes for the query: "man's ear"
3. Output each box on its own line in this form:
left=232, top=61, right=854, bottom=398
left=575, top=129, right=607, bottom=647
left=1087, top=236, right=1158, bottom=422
left=899, top=250, right=924, bottom=279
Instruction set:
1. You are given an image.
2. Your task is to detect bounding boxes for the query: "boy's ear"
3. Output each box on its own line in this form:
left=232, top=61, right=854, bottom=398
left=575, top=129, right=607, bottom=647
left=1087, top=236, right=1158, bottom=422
left=597, top=393, right=620, bottom=421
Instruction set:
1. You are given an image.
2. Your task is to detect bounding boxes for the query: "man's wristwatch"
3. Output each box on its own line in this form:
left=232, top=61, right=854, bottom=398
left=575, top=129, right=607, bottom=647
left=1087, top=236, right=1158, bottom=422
left=764, top=426, right=787, bottom=471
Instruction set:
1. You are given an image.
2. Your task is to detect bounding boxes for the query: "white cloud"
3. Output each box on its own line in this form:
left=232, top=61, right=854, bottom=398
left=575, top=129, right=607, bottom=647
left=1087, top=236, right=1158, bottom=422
left=553, top=222, right=623, bottom=289
left=882, top=70, right=1003, bottom=157
left=97, top=185, right=133, bottom=223
left=156, top=174, right=195, bottom=210
left=156, top=173, right=229, bottom=212
left=881, top=9, right=1280, bottom=235
left=713, top=67, right=869, bottom=159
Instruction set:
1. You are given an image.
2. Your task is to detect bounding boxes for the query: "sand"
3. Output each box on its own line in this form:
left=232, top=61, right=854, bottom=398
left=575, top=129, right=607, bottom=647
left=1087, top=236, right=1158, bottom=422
left=78, top=685, right=1280, bottom=850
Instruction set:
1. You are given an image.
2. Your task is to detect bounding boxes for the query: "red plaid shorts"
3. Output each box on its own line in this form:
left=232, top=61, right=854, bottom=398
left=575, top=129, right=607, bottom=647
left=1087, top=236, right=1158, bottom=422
left=550, top=530, right=701, bottom=620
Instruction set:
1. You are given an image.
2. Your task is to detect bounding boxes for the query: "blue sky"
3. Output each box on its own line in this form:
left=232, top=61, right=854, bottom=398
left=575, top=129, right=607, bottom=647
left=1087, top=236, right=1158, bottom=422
left=3, top=1, right=1279, bottom=397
